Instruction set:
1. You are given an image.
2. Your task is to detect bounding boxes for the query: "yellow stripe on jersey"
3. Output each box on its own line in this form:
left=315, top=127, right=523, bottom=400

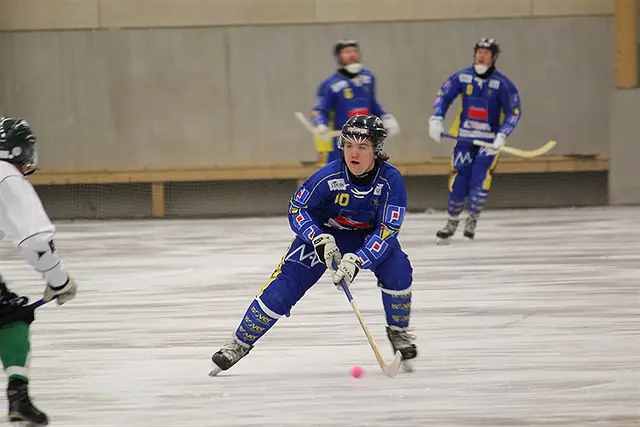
left=449, top=105, right=463, bottom=136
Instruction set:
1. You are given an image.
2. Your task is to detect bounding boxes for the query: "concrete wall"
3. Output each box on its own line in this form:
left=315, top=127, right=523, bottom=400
left=0, top=17, right=613, bottom=170
left=0, top=0, right=613, bottom=30
left=609, top=88, right=640, bottom=205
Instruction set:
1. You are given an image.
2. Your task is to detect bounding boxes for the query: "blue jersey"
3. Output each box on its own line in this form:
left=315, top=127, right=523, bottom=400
left=432, top=67, right=522, bottom=142
left=288, top=160, right=407, bottom=270
left=311, top=69, right=387, bottom=131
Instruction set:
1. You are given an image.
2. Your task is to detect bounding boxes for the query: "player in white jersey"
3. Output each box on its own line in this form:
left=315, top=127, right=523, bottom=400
left=0, top=117, right=78, bottom=426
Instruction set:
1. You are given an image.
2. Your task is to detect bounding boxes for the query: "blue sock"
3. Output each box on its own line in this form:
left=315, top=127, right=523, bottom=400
left=380, top=287, right=412, bottom=329
left=234, top=298, right=281, bottom=346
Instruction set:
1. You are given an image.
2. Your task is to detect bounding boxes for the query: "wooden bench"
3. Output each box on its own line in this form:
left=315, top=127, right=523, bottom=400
left=27, top=155, right=609, bottom=218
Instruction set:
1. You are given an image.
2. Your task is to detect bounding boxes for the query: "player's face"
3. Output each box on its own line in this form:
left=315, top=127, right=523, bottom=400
left=343, top=138, right=375, bottom=176
left=474, top=48, right=493, bottom=66
left=339, top=46, right=360, bottom=65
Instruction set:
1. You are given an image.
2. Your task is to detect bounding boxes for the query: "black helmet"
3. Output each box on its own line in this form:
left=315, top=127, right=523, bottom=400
left=0, top=117, right=38, bottom=175
left=333, top=39, right=359, bottom=58
left=474, top=37, right=500, bottom=62
left=339, top=114, right=387, bottom=155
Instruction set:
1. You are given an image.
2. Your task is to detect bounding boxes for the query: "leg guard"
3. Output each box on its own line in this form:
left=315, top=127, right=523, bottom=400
left=211, top=238, right=327, bottom=375
left=234, top=237, right=327, bottom=347
left=0, top=321, right=31, bottom=383
left=233, top=298, right=281, bottom=347
left=372, top=244, right=413, bottom=330
left=380, top=288, right=412, bottom=330
left=468, top=152, right=500, bottom=218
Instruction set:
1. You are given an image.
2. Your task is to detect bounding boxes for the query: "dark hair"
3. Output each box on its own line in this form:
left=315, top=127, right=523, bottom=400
left=376, top=151, right=390, bottom=163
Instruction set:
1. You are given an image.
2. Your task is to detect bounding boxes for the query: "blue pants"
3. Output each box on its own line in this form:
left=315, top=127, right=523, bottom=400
left=447, top=143, right=500, bottom=218
left=233, top=230, right=413, bottom=347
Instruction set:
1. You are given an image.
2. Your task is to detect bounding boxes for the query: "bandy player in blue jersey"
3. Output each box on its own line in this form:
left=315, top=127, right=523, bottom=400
left=428, top=38, right=522, bottom=243
left=310, top=40, right=399, bottom=167
left=210, top=115, right=416, bottom=375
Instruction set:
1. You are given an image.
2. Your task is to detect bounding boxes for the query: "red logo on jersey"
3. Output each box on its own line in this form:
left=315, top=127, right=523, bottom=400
left=468, top=106, right=488, bottom=120
left=348, top=108, right=369, bottom=118
left=335, top=216, right=370, bottom=229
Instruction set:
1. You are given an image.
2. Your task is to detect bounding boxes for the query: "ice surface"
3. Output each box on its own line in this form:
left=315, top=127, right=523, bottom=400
left=0, top=207, right=638, bottom=426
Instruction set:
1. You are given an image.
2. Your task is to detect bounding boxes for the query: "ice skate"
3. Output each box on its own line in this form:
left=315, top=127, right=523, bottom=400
left=386, top=326, right=417, bottom=372
left=7, top=380, right=49, bottom=427
left=463, top=217, right=477, bottom=240
left=209, top=338, right=253, bottom=376
left=436, top=218, right=459, bottom=245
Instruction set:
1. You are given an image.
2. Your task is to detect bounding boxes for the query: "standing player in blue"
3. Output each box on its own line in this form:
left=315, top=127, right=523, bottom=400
left=210, top=115, right=416, bottom=375
left=428, top=38, right=522, bottom=243
left=310, top=40, right=399, bottom=167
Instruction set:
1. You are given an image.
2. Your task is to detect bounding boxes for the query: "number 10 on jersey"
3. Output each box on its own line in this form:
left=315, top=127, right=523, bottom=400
left=335, top=193, right=350, bottom=207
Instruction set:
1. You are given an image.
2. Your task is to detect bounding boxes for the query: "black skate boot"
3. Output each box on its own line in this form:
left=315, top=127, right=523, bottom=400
left=386, top=326, right=417, bottom=372
left=7, top=379, right=49, bottom=426
left=436, top=218, right=459, bottom=245
left=209, top=338, right=253, bottom=376
left=463, top=217, right=477, bottom=240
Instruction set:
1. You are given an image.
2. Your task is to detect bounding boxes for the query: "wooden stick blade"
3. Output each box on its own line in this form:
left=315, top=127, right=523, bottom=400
left=383, top=351, right=404, bottom=377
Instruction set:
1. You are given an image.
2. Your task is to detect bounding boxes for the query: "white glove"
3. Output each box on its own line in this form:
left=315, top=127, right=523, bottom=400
left=314, top=124, right=331, bottom=141
left=487, top=132, right=506, bottom=155
left=44, top=276, right=78, bottom=305
left=312, top=233, right=341, bottom=269
left=332, top=253, right=362, bottom=288
left=428, top=116, right=444, bottom=143
left=381, top=114, right=400, bottom=137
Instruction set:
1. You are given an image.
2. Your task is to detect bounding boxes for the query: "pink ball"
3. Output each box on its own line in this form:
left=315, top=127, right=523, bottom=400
left=350, top=365, right=364, bottom=378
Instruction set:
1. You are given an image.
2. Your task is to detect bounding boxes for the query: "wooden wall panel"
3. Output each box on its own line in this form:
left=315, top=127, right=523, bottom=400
left=614, top=0, right=638, bottom=87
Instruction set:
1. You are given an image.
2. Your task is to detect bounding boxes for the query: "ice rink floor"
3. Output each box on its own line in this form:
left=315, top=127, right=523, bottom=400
left=0, top=206, right=638, bottom=427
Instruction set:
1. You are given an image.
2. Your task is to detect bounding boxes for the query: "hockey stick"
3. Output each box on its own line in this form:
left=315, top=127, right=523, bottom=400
left=472, top=139, right=557, bottom=158
left=332, top=262, right=403, bottom=378
left=442, top=133, right=557, bottom=158
left=0, top=298, right=49, bottom=327
left=294, top=112, right=342, bottom=138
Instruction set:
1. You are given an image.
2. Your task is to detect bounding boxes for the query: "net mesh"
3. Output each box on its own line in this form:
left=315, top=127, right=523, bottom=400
left=28, top=169, right=608, bottom=221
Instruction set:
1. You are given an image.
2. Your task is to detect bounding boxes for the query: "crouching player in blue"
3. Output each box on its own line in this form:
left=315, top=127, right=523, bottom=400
left=210, top=115, right=416, bottom=375
left=428, top=38, right=522, bottom=243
